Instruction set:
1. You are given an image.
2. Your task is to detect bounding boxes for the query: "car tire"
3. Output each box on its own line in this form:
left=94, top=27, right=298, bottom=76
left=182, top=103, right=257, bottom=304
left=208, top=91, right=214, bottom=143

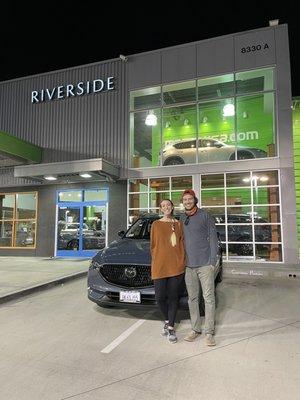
left=229, top=151, right=255, bottom=160
left=163, top=157, right=185, bottom=166
left=66, top=240, right=79, bottom=250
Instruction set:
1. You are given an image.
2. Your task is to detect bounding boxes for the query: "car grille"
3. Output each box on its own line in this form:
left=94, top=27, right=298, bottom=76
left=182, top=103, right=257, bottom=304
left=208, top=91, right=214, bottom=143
left=99, top=264, right=153, bottom=288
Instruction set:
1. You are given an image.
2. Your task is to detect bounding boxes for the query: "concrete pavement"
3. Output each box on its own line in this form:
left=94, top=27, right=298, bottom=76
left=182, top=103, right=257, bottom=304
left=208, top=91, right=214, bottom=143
left=0, top=256, right=90, bottom=304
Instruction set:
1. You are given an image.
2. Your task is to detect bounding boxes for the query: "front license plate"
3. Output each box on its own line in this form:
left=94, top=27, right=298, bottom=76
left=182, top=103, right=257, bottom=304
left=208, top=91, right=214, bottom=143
left=119, top=290, right=141, bottom=303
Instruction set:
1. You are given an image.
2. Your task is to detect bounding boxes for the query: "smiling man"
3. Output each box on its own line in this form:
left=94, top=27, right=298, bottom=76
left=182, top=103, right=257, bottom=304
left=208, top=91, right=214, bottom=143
left=180, top=189, right=218, bottom=346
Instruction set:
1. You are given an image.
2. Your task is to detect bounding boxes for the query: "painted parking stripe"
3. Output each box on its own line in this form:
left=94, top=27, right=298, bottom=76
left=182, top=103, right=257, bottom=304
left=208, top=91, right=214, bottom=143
left=101, top=315, right=151, bottom=353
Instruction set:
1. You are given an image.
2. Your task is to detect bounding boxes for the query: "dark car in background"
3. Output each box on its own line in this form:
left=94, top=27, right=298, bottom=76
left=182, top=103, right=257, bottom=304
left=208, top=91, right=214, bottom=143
left=57, top=222, right=105, bottom=250
left=87, top=214, right=223, bottom=311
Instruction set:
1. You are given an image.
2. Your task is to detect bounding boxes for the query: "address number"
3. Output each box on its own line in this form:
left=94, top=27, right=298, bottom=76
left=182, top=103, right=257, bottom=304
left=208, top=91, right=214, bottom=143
left=241, top=44, right=269, bottom=53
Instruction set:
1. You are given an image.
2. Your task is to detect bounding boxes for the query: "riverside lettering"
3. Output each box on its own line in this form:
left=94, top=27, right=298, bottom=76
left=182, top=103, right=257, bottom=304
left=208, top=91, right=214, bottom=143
left=31, top=77, right=115, bottom=103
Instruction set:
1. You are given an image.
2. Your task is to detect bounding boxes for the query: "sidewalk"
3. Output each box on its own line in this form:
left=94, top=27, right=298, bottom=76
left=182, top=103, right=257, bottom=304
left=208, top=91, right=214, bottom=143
left=0, top=257, right=90, bottom=304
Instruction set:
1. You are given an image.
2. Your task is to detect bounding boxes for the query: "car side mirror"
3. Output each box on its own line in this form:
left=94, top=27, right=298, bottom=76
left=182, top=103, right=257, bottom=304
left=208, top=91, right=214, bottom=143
left=118, top=230, right=125, bottom=237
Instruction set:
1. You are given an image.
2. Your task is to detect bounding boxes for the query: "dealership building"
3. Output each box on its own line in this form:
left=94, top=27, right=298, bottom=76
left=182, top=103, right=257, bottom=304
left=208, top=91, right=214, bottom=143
left=0, top=23, right=299, bottom=270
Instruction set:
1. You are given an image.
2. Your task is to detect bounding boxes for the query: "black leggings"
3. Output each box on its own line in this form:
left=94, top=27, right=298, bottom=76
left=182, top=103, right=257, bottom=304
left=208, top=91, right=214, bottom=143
left=154, top=274, right=184, bottom=327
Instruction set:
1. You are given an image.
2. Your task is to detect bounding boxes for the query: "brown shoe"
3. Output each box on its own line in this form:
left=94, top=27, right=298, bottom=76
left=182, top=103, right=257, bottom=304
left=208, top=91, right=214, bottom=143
left=184, top=330, right=201, bottom=342
left=205, top=334, right=216, bottom=346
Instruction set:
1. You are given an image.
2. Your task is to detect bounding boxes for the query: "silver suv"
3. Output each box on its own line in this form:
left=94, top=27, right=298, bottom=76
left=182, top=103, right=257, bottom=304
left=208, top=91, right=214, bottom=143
left=162, top=138, right=267, bottom=165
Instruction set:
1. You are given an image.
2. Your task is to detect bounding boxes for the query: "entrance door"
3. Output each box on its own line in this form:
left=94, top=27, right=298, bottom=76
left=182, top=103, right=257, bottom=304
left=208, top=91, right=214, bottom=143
left=56, top=202, right=107, bottom=257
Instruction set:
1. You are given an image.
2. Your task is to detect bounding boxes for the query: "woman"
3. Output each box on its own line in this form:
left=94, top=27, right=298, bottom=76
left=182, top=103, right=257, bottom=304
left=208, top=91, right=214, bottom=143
left=150, top=199, right=185, bottom=343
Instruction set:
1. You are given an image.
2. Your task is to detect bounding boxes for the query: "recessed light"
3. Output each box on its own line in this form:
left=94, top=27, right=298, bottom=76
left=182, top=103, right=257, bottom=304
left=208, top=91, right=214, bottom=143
left=44, top=175, right=57, bottom=181
left=80, top=173, right=92, bottom=178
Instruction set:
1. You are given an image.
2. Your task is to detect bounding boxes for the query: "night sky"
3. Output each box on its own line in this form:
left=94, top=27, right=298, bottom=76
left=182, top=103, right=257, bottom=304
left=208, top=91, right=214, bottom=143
left=1, top=2, right=299, bottom=96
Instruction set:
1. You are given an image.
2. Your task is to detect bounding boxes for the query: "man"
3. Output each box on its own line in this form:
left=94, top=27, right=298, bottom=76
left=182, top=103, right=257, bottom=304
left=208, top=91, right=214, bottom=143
left=180, top=189, right=218, bottom=346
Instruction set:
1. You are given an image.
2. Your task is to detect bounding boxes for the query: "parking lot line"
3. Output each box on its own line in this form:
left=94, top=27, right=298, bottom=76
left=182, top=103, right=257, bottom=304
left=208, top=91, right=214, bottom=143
left=101, top=314, right=152, bottom=353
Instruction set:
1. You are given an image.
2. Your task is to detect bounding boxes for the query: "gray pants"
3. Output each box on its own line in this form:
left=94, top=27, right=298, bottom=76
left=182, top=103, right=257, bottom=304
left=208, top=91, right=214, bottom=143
left=185, top=265, right=215, bottom=335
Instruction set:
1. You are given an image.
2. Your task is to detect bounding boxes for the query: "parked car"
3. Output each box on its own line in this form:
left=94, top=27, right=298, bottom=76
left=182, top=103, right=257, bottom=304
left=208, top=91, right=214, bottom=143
left=215, top=213, right=272, bottom=256
left=57, top=222, right=106, bottom=250
left=162, top=138, right=267, bottom=165
left=87, top=214, right=223, bottom=312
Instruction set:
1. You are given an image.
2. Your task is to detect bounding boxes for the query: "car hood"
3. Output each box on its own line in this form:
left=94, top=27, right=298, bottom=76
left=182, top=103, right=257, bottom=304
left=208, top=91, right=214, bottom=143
left=93, top=238, right=151, bottom=265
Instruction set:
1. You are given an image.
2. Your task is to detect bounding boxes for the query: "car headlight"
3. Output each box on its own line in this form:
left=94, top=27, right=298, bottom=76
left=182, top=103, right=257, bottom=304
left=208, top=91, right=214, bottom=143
left=89, top=260, right=102, bottom=270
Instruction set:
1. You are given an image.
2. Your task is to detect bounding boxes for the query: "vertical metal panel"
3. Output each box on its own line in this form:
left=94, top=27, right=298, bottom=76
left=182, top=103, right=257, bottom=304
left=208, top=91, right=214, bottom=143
left=0, top=60, right=129, bottom=169
left=234, top=28, right=276, bottom=71
left=196, top=36, right=234, bottom=77
left=161, top=44, right=196, bottom=84
left=128, top=52, right=162, bottom=89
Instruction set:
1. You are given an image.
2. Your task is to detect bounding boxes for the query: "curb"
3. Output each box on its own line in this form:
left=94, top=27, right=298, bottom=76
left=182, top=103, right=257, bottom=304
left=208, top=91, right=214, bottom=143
left=0, top=271, right=88, bottom=305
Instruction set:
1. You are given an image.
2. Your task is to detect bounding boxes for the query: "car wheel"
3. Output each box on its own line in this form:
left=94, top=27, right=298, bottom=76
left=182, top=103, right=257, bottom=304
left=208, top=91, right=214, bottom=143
left=66, top=240, right=79, bottom=250
left=163, top=157, right=185, bottom=166
left=237, top=150, right=255, bottom=160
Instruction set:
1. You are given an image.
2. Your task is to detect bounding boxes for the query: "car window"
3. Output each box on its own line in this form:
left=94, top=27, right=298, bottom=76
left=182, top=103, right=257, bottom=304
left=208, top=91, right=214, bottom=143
left=200, top=139, right=224, bottom=148
left=174, top=140, right=196, bottom=149
left=125, top=218, right=157, bottom=239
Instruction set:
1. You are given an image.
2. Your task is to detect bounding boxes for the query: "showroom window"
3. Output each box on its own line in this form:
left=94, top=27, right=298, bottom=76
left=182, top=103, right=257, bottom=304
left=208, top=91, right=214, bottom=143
left=200, top=170, right=282, bottom=262
left=0, top=192, right=37, bottom=248
left=129, top=67, right=276, bottom=167
left=127, top=176, right=193, bottom=224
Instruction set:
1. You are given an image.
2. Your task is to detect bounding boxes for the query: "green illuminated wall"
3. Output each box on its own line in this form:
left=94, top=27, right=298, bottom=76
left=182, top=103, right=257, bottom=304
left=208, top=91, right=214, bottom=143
left=293, top=99, right=300, bottom=252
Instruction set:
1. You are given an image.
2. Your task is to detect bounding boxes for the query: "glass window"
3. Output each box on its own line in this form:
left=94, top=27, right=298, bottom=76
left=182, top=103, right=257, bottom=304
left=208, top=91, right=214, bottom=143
left=162, top=104, right=197, bottom=166
left=16, top=193, right=37, bottom=219
left=130, top=87, right=161, bottom=111
left=150, top=178, right=169, bottom=191
left=198, top=99, right=235, bottom=162
left=197, top=74, right=234, bottom=100
left=0, top=194, right=14, bottom=219
left=0, top=192, right=38, bottom=249
left=58, top=191, right=83, bottom=202
left=255, top=225, right=281, bottom=243
left=229, top=243, right=253, bottom=258
left=236, top=93, right=275, bottom=159
left=170, top=191, right=184, bottom=207
left=15, top=221, right=35, bottom=247
left=0, top=221, right=13, bottom=246
left=227, top=207, right=252, bottom=222
left=226, top=188, right=252, bottom=205
left=201, top=174, right=224, bottom=188
left=131, top=109, right=161, bottom=168
left=129, top=193, right=148, bottom=209
left=226, top=172, right=251, bottom=187
left=253, top=187, right=279, bottom=204
left=236, top=68, right=274, bottom=95
left=171, top=176, right=192, bottom=190
left=163, top=80, right=196, bottom=105
left=128, top=209, right=147, bottom=225
left=228, top=225, right=253, bottom=242
left=252, top=171, right=278, bottom=186
left=202, top=207, right=225, bottom=222
left=201, top=189, right=225, bottom=206
left=150, top=192, right=170, bottom=208
left=254, top=205, right=281, bottom=223
left=129, top=179, right=148, bottom=193
left=84, top=190, right=107, bottom=202
left=255, top=244, right=282, bottom=261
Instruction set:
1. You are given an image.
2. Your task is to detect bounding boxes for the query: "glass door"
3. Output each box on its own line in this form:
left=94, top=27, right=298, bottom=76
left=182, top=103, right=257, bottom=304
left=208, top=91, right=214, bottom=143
left=56, top=201, right=108, bottom=257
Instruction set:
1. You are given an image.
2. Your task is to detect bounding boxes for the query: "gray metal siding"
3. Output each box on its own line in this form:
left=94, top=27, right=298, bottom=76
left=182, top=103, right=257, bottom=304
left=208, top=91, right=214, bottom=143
left=0, top=61, right=129, bottom=167
left=162, top=44, right=196, bottom=83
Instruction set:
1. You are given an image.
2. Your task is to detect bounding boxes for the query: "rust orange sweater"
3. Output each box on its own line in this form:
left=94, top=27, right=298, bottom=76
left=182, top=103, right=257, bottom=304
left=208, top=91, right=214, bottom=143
left=150, top=219, right=185, bottom=279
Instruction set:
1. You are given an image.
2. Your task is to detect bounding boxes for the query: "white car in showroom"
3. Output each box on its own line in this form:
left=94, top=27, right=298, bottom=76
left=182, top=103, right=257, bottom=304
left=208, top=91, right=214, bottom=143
left=162, top=138, right=267, bottom=165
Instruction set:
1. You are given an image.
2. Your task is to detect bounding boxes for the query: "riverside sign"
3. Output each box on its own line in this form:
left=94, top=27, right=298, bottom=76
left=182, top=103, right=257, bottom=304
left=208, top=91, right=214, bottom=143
left=31, top=76, right=115, bottom=103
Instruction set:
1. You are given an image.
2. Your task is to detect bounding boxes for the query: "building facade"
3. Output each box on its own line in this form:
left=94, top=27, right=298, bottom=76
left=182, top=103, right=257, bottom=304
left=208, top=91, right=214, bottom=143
left=0, top=24, right=298, bottom=267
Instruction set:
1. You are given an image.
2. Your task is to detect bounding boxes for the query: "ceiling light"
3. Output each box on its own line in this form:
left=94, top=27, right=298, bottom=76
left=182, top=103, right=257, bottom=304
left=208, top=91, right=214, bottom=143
left=145, top=110, right=157, bottom=126
left=202, top=116, right=208, bottom=123
left=242, top=111, right=248, bottom=119
left=223, top=103, right=235, bottom=117
left=183, top=118, right=189, bottom=126
left=165, top=121, right=171, bottom=128
left=259, top=176, right=269, bottom=182
left=80, top=173, right=92, bottom=178
left=44, top=175, right=57, bottom=181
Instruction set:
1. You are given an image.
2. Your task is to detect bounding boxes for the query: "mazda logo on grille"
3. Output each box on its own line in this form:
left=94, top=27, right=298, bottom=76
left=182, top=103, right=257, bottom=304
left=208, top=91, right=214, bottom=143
left=124, top=267, right=137, bottom=278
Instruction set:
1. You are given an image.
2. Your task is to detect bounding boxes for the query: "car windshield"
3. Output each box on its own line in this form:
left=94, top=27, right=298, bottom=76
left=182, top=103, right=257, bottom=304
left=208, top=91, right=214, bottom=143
left=125, top=217, right=158, bottom=239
